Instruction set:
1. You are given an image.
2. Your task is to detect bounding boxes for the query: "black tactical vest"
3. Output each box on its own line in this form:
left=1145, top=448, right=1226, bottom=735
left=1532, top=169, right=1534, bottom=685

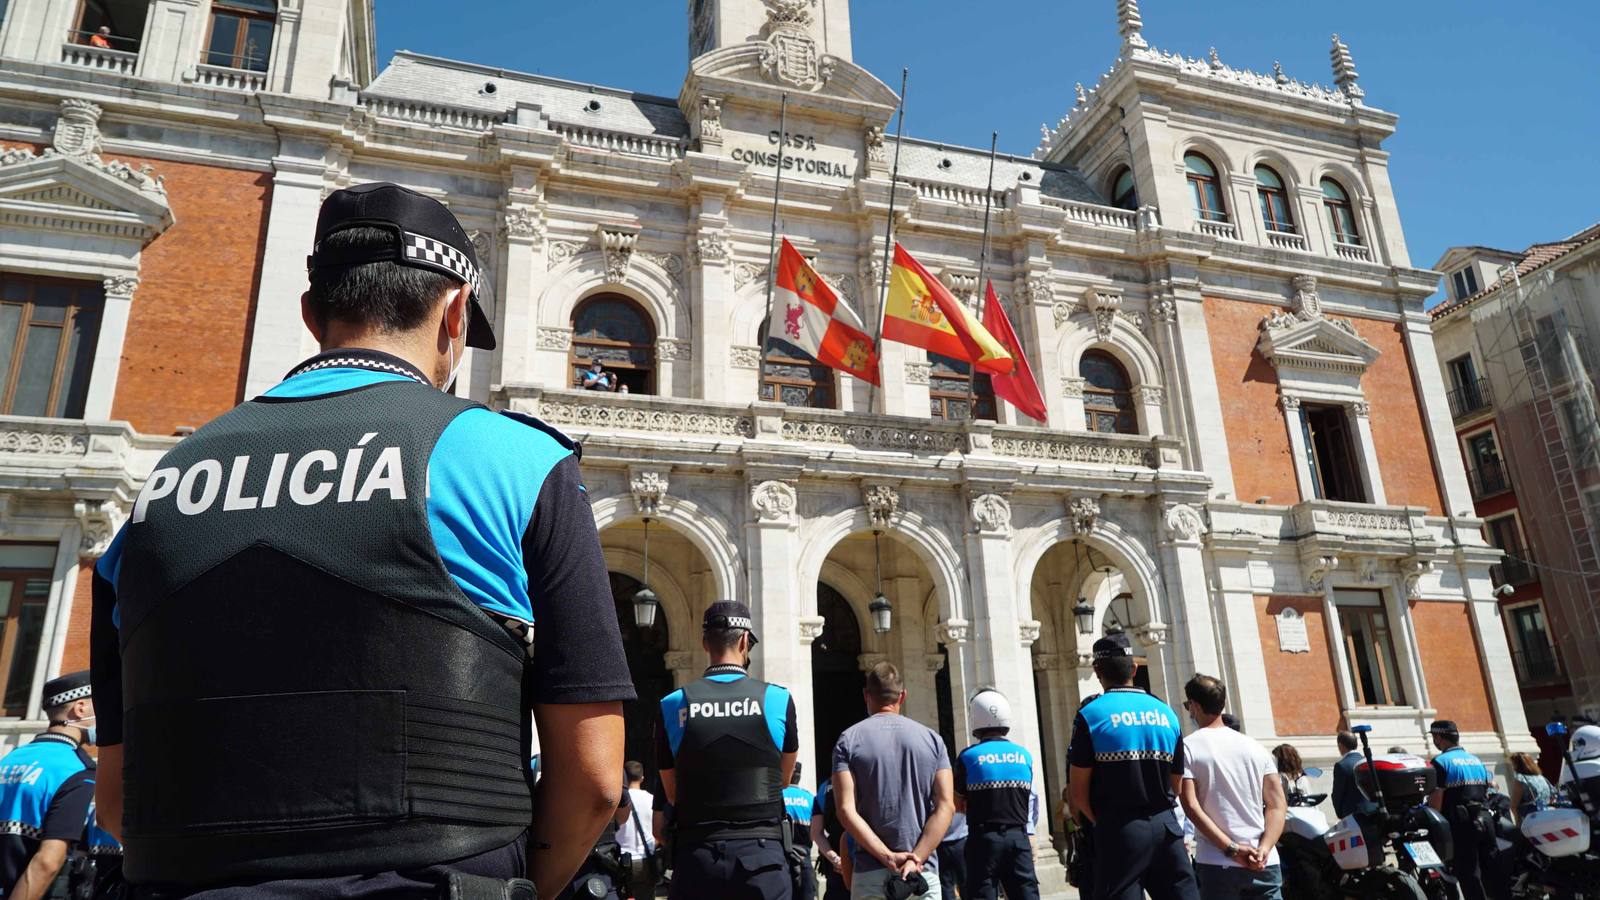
left=113, top=381, right=532, bottom=885
left=673, top=676, right=785, bottom=838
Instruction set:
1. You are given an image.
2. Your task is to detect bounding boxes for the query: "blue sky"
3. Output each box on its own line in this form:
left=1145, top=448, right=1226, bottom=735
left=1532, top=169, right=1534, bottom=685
left=376, top=1, right=1599, bottom=303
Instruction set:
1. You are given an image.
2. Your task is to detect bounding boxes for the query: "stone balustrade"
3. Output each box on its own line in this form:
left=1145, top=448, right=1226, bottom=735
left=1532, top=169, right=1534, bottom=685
left=1266, top=230, right=1308, bottom=251
left=551, top=122, right=686, bottom=159
left=194, top=64, right=267, bottom=92
left=0, top=415, right=177, bottom=494
left=1334, top=242, right=1373, bottom=262
left=362, top=96, right=510, bottom=131
left=59, top=43, right=137, bottom=75
left=1041, top=195, right=1139, bottom=230
left=1195, top=219, right=1239, bottom=239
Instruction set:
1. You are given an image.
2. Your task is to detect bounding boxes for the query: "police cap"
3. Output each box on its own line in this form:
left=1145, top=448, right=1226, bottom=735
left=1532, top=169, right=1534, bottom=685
left=703, top=600, right=759, bottom=645
left=308, top=182, right=496, bottom=351
left=1428, top=719, right=1459, bottom=739
left=42, top=670, right=91, bottom=709
left=1092, top=631, right=1134, bottom=661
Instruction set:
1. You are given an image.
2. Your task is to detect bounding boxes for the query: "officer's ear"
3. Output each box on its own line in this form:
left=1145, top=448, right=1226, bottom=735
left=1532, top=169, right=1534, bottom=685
left=442, top=284, right=470, bottom=341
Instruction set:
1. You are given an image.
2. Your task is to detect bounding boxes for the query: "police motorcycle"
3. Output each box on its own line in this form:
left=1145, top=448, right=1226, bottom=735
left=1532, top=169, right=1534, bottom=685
left=1316, top=725, right=1457, bottom=900
left=1276, top=771, right=1344, bottom=900
left=1512, top=722, right=1600, bottom=900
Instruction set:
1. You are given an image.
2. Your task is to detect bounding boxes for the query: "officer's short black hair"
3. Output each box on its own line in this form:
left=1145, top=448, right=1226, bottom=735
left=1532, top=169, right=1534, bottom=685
left=1184, top=674, right=1227, bottom=716
left=1092, top=655, right=1136, bottom=686
left=703, top=626, right=747, bottom=654
left=307, top=227, right=461, bottom=335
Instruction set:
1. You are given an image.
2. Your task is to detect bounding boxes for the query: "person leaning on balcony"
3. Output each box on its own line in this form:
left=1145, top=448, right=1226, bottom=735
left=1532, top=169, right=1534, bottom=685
left=89, top=182, right=633, bottom=898
left=87, top=27, right=112, bottom=48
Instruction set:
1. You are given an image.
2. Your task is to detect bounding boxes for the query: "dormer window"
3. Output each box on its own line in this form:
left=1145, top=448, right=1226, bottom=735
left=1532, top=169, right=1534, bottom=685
left=1111, top=167, right=1138, bottom=211
left=1255, top=165, right=1295, bottom=234
left=1451, top=266, right=1480, bottom=301
left=205, top=0, right=276, bottom=73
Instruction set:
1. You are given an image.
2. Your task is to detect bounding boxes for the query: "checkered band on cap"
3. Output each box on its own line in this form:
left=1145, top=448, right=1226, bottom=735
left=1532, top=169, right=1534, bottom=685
left=404, top=232, right=480, bottom=294
left=44, top=684, right=91, bottom=708
left=718, top=616, right=755, bottom=631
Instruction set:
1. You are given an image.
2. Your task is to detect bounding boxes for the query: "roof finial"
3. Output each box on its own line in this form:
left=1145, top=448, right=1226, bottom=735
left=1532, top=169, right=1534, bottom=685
left=1075, top=82, right=1088, bottom=105
left=1330, top=34, right=1364, bottom=100
left=1272, top=61, right=1288, bottom=85
left=1117, top=0, right=1146, bottom=51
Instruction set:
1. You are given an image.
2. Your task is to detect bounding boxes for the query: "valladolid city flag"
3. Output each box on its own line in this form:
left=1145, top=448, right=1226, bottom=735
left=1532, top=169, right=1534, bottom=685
left=884, top=244, right=1013, bottom=375
left=980, top=281, right=1048, bottom=423
left=770, top=238, right=881, bottom=385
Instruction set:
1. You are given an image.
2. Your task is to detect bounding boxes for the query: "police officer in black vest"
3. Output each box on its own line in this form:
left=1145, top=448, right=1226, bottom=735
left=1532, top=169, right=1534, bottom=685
left=655, top=601, right=799, bottom=900
left=89, top=183, right=634, bottom=899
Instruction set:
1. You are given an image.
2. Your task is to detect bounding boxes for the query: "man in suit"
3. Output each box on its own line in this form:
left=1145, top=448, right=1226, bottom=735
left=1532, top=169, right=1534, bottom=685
left=1330, top=731, right=1375, bottom=820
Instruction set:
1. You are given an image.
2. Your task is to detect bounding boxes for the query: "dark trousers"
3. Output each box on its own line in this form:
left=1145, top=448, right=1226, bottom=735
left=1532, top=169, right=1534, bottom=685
left=1091, top=810, right=1200, bottom=900
left=963, top=827, right=1038, bottom=900
left=1448, top=817, right=1508, bottom=900
left=670, top=838, right=792, bottom=900
left=794, top=847, right=815, bottom=900
left=820, top=860, right=848, bottom=900
left=561, top=859, right=620, bottom=900
left=624, top=857, right=658, bottom=899
left=937, top=838, right=967, bottom=900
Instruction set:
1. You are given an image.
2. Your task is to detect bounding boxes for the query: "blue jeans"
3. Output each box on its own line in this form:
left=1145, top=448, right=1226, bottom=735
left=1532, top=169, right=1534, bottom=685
left=1194, top=863, right=1283, bottom=900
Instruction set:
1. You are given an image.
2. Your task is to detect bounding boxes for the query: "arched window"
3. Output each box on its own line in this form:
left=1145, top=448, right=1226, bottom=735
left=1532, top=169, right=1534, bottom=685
left=205, top=0, right=276, bottom=72
left=570, top=294, right=655, bottom=394
left=1080, top=350, right=1136, bottom=434
left=929, top=353, right=995, bottom=421
left=1255, top=165, right=1296, bottom=233
left=1185, top=152, right=1227, bottom=223
left=1111, top=167, right=1139, bottom=211
left=1321, top=178, right=1361, bottom=245
left=759, top=317, right=836, bottom=408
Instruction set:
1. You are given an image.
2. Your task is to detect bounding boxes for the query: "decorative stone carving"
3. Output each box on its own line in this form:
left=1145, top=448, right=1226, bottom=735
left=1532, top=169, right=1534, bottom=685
left=1087, top=288, right=1123, bottom=341
left=1052, top=298, right=1076, bottom=328
left=75, top=498, right=126, bottom=559
left=733, top=262, right=768, bottom=290
left=940, top=271, right=979, bottom=308
left=1019, top=619, right=1042, bottom=646
left=1358, top=557, right=1379, bottom=583
left=1069, top=496, right=1101, bottom=535
left=1164, top=504, right=1205, bottom=542
left=504, top=207, right=542, bottom=241
left=1117, top=0, right=1147, bottom=50
left=699, top=96, right=723, bottom=141
left=1330, top=34, right=1364, bottom=101
left=925, top=653, right=948, bottom=672
left=1149, top=297, right=1177, bottom=324
left=656, top=338, right=690, bottom=362
left=547, top=241, right=581, bottom=270
left=1074, top=82, right=1088, bottom=105
left=1074, top=650, right=1095, bottom=669
left=641, top=252, right=685, bottom=290
left=1024, top=272, right=1054, bottom=307
left=536, top=326, right=572, bottom=351
left=0, top=428, right=88, bottom=455
left=1352, top=400, right=1371, bottom=418
left=730, top=346, right=762, bottom=369
left=629, top=469, right=669, bottom=517
left=863, top=483, right=899, bottom=529
left=798, top=616, right=826, bottom=643
left=758, top=0, right=830, bottom=91
left=751, top=480, right=797, bottom=524
left=1032, top=653, right=1058, bottom=672
left=1401, top=557, right=1434, bottom=599
left=692, top=231, right=729, bottom=266
left=865, top=126, right=886, bottom=164
left=1061, top=376, right=1086, bottom=399
left=1134, top=621, right=1169, bottom=648
left=664, top=650, right=694, bottom=671
left=970, top=493, right=1011, bottom=535
left=599, top=224, right=638, bottom=284
left=102, top=275, right=139, bottom=298
left=1138, top=385, right=1166, bottom=405
left=937, top=618, right=971, bottom=644
left=1278, top=394, right=1301, bottom=413
left=857, top=652, right=889, bottom=672
left=537, top=397, right=755, bottom=438
left=1304, top=555, right=1338, bottom=592
left=904, top=362, right=931, bottom=385
left=53, top=99, right=103, bottom=157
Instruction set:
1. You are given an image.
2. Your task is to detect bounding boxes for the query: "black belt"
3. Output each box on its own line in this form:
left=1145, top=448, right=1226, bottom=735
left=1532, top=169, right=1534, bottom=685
left=974, top=822, right=1027, bottom=833
left=677, top=823, right=785, bottom=843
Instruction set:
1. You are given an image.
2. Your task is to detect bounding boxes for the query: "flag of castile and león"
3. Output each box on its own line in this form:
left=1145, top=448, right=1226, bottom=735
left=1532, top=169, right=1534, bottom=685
left=884, top=243, right=1014, bottom=375
left=769, top=238, right=881, bottom=385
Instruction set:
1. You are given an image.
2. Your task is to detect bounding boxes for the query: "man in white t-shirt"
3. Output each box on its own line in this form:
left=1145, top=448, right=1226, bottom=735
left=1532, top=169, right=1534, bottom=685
left=1177, top=675, right=1286, bottom=900
left=617, top=760, right=659, bottom=899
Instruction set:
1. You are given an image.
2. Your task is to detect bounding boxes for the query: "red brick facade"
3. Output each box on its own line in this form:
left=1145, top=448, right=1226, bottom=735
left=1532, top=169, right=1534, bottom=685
left=1256, top=595, right=1344, bottom=737
left=1410, top=600, right=1495, bottom=733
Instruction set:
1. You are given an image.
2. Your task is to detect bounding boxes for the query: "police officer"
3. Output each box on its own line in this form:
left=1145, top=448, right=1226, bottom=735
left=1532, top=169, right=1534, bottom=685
left=783, top=762, right=817, bottom=900
left=67, top=802, right=124, bottom=900
left=0, top=671, right=96, bottom=900
left=656, top=601, right=799, bottom=900
left=89, top=182, right=633, bottom=898
left=1428, top=720, right=1504, bottom=900
left=811, top=779, right=849, bottom=900
left=562, top=785, right=634, bottom=900
left=1066, top=633, right=1198, bottom=900
left=955, top=689, right=1039, bottom=900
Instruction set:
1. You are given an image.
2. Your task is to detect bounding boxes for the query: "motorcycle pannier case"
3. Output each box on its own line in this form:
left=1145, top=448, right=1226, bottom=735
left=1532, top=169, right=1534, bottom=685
left=1521, top=807, right=1591, bottom=858
left=1356, top=754, right=1437, bottom=813
left=1325, top=815, right=1370, bottom=871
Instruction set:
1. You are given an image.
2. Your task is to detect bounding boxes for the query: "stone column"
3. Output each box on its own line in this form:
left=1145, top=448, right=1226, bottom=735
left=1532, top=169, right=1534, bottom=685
left=1280, top=396, right=1315, bottom=501
left=938, top=618, right=973, bottom=748
left=84, top=275, right=136, bottom=421
left=964, top=492, right=1045, bottom=768
left=1156, top=503, right=1222, bottom=684
left=243, top=147, right=330, bottom=398
left=499, top=171, right=546, bottom=388
left=746, top=479, right=812, bottom=772
left=1214, top=563, right=1277, bottom=736
left=691, top=215, right=733, bottom=400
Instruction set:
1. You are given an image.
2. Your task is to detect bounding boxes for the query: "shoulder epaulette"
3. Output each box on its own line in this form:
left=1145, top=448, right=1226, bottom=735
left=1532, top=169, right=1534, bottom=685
left=498, top=410, right=583, bottom=460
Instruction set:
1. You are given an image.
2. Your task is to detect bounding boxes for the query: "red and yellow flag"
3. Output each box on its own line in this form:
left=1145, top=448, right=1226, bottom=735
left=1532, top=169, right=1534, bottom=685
left=883, top=244, right=1013, bottom=375
left=770, top=238, right=881, bottom=385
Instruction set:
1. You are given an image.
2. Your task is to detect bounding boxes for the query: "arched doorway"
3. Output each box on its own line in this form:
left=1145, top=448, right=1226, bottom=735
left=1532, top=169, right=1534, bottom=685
left=811, top=582, right=864, bottom=773
left=608, top=571, right=672, bottom=784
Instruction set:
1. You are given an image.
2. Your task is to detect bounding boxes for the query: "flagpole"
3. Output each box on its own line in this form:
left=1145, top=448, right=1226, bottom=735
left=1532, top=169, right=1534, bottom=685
left=968, top=131, right=999, bottom=419
left=760, top=93, right=789, bottom=402
left=868, top=67, right=909, bottom=415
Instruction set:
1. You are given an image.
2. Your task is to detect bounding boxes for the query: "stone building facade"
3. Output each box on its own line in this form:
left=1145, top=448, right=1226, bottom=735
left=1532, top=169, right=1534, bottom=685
left=0, top=0, right=1533, bottom=874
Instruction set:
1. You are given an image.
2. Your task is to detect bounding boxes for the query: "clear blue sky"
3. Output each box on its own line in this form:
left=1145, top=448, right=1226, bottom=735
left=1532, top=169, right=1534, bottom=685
left=376, top=1, right=1599, bottom=302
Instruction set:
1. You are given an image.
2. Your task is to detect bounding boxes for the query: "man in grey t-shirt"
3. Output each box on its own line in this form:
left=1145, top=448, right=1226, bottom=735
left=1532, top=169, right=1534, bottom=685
left=833, top=662, right=954, bottom=900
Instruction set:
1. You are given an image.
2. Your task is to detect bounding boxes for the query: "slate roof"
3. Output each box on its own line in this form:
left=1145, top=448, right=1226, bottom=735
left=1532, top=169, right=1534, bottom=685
left=1431, top=222, right=1600, bottom=320
left=362, top=52, right=1107, bottom=204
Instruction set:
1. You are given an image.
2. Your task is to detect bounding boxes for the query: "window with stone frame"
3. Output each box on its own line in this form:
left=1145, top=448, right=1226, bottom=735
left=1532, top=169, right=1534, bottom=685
left=204, top=0, right=276, bottom=72
left=1321, top=178, right=1362, bottom=245
left=1255, top=165, right=1296, bottom=234
left=759, top=316, right=836, bottom=409
left=1080, top=350, right=1136, bottom=434
left=0, top=545, right=56, bottom=718
left=570, top=294, right=655, bottom=395
left=928, top=353, right=995, bottom=421
left=0, top=274, right=103, bottom=419
left=1450, top=266, right=1480, bottom=303
left=1334, top=590, right=1406, bottom=707
left=1110, top=167, right=1139, bottom=211
left=1507, top=602, right=1560, bottom=685
left=1185, top=152, right=1228, bottom=223
left=1300, top=403, right=1366, bottom=503
left=72, top=0, right=149, bottom=52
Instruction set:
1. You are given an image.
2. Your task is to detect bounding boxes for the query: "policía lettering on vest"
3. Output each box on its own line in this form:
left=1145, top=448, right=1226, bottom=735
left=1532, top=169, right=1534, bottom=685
left=977, top=752, right=1028, bottom=766
left=132, top=432, right=406, bottom=523
left=1109, top=710, right=1171, bottom=728
left=679, top=697, right=764, bottom=726
left=0, top=763, right=44, bottom=786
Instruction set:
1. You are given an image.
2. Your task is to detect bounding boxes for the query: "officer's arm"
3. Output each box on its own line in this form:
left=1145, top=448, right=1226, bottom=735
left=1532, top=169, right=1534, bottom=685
left=95, top=746, right=123, bottom=843
left=529, top=701, right=625, bottom=897
left=89, top=534, right=126, bottom=841
left=1068, top=766, right=1094, bottom=824
left=1428, top=760, right=1444, bottom=810
left=12, top=839, right=69, bottom=900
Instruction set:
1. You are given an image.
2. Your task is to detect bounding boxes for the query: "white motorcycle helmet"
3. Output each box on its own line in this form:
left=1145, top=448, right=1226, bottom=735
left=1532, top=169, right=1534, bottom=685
left=969, top=688, right=1013, bottom=736
left=1571, top=725, right=1600, bottom=762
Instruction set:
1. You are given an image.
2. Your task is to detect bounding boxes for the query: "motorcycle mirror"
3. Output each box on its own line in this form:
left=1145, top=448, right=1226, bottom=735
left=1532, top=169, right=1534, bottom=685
left=1303, top=766, right=1324, bottom=779
left=1546, top=722, right=1568, bottom=737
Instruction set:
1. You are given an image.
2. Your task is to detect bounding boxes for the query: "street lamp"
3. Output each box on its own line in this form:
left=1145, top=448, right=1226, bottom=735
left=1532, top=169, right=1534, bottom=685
left=633, top=517, right=660, bottom=629
left=870, top=530, right=893, bottom=634
left=1072, top=541, right=1095, bottom=635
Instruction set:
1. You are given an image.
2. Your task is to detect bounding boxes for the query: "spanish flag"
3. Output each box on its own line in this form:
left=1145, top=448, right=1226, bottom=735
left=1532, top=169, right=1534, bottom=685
left=883, top=243, right=1013, bottom=375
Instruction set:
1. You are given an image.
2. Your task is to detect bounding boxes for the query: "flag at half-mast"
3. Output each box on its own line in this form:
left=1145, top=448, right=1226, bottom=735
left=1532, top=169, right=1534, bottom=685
left=883, top=243, right=1013, bottom=374
left=980, top=281, right=1048, bottom=423
left=770, top=238, right=881, bottom=385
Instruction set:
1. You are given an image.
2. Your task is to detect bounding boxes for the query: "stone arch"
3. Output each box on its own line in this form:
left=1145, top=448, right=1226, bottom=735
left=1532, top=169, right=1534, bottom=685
left=600, top=545, right=695, bottom=654
left=1173, top=135, right=1237, bottom=180
left=1240, top=147, right=1304, bottom=194
left=730, top=275, right=773, bottom=349
left=798, top=506, right=967, bottom=626
left=819, top=559, right=879, bottom=652
left=1012, top=516, right=1167, bottom=635
left=1306, top=160, right=1372, bottom=203
left=1058, top=320, right=1164, bottom=434
left=1094, top=153, right=1140, bottom=204
left=590, top=493, right=744, bottom=604
left=538, top=253, right=687, bottom=341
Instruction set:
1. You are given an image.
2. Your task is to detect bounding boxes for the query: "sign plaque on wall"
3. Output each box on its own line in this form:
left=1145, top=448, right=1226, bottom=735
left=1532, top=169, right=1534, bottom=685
left=1276, top=607, right=1310, bottom=654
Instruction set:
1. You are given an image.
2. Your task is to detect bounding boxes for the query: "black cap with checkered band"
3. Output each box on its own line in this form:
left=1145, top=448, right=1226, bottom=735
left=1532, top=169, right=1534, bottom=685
left=307, top=182, right=496, bottom=350
left=42, top=670, right=91, bottom=709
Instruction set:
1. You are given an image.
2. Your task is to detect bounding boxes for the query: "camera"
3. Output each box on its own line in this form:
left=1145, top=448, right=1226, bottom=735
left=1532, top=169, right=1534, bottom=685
left=884, top=871, right=929, bottom=900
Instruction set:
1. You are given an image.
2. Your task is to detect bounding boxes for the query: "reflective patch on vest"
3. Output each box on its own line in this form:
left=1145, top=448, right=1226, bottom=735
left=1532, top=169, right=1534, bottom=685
left=1439, top=748, right=1492, bottom=788
left=0, top=820, right=41, bottom=839
left=684, top=696, right=764, bottom=723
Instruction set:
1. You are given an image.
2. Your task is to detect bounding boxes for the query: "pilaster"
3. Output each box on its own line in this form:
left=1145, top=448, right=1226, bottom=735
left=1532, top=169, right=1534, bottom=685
left=243, top=149, right=330, bottom=398
left=135, top=0, right=206, bottom=84
left=745, top=477, right=811, bottom=774
left=84, top=275, right=136, bottom=421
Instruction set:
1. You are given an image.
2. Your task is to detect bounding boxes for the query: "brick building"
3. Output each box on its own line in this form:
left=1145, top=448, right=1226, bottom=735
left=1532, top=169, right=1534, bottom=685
left=0, top=0, right=1534, bottom=880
